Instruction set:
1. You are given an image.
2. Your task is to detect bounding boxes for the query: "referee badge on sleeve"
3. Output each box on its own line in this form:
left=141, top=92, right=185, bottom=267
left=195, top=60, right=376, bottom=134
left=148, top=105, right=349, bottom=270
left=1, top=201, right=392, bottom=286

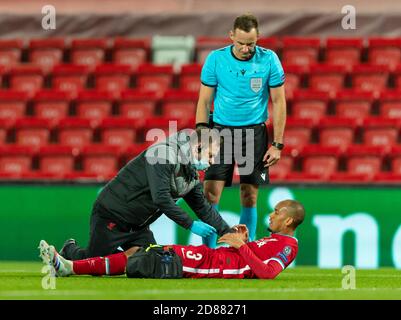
left=250, top=77, right=263, bottom=93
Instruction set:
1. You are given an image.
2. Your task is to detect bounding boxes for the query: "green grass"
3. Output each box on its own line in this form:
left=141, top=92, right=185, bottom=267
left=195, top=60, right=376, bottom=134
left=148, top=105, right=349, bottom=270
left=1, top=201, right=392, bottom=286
left=1, top=261, right=401, bottom=300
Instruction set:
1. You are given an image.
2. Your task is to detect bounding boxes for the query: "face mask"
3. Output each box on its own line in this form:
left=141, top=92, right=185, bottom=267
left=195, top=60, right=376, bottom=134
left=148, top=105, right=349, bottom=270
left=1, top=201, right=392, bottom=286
left=191, top=158, right=210, bottom=171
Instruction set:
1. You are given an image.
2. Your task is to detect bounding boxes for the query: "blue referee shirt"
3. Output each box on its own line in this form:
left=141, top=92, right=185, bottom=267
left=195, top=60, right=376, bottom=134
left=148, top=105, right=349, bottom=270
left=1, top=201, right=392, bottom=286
left=201, top=45, right=285, bottom=126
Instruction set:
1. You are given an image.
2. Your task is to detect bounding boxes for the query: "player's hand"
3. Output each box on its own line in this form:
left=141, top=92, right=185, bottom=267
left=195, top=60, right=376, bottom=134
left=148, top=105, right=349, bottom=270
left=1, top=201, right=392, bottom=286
left=218, top=233, right=246, bottom=249
left=232, top=224, right=249, bottom=242
left=190, top=221, right=217, bottom=237
left=263, top=146, right=281, bottom=167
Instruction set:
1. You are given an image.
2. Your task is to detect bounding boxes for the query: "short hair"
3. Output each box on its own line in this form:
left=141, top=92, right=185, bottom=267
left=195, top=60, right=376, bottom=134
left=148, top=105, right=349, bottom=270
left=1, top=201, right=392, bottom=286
left=281, top=200, right=305, bottom=229
left=233, top=13, right=259, bottom=33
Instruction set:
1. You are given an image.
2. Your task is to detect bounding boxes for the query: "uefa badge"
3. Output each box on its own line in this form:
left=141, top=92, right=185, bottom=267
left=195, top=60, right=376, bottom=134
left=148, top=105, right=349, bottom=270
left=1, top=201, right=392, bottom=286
left=250, top=77, right=263, bottom=93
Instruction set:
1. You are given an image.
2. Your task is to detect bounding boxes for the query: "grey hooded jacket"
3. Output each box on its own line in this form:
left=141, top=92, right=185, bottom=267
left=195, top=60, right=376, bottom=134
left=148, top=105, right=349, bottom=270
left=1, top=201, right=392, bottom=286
left=96, top=130, right=232, bottom=235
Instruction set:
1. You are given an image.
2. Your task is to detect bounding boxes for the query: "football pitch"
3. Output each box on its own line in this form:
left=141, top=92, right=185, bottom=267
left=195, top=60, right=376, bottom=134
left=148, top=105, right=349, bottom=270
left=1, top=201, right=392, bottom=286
left=1, top=262, right=401, bottom=300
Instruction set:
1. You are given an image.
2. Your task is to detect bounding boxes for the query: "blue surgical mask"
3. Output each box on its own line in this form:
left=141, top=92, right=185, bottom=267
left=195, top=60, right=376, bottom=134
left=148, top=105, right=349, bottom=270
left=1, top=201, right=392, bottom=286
left=191, top=158, right=210, bottom=171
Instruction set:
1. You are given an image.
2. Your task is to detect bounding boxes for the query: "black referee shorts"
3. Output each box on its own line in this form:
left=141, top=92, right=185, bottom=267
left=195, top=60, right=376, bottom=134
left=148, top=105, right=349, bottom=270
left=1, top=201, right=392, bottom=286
left=205, top=122, right=269, bottom=187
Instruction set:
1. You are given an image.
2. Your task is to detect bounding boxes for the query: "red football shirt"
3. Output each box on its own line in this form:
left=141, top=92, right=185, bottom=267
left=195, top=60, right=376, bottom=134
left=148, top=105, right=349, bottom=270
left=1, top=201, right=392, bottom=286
left=171, top=233, right=298, bottom=279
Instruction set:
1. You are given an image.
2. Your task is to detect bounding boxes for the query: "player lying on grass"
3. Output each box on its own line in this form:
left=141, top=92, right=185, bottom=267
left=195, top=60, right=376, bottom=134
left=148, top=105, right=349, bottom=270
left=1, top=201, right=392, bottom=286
left=39, top=199, right=305, bottom=280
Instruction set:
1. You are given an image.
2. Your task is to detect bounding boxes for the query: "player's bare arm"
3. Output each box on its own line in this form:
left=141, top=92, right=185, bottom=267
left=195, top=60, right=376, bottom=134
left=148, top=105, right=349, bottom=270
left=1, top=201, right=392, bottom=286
left=263, top=84, right=287, bottom=167
left=217, top=231, right=247, bottom=249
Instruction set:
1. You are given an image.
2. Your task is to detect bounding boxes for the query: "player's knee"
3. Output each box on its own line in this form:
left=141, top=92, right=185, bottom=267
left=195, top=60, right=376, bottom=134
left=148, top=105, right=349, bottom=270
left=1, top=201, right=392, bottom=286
left=240, top=186, right=257, bottom=207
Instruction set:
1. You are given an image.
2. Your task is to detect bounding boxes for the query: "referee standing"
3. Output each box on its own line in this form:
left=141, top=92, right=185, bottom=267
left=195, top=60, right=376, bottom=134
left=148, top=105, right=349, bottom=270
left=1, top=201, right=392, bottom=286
left=195, top=14, right=287, bottom=246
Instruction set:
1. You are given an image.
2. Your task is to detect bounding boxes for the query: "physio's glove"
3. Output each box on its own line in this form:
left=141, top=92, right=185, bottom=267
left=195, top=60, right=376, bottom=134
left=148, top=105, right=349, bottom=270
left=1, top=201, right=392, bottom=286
left=190, top=221, right=217, bottom=238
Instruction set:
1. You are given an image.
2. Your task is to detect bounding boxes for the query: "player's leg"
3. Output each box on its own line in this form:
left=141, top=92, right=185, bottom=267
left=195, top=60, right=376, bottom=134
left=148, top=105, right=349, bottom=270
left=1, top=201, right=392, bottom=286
left=237, top=123, right=269, bottom=241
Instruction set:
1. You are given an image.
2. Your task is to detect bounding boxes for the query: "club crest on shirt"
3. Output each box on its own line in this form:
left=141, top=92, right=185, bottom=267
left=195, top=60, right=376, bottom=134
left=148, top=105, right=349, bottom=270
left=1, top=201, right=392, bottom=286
left=250, top=77, right=263, bottom=93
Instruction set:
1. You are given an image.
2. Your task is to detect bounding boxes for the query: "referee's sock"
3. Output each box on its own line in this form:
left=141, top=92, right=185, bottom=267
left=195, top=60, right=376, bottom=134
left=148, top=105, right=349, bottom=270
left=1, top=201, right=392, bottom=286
left=202, top=204, right=219, bottom=248
left=239, top=206, right=257, bottom=241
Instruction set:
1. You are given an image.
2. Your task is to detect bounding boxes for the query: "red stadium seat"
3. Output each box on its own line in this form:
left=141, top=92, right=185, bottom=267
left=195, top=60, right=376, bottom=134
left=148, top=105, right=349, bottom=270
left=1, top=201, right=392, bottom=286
left=0, top=39, right=23, bottom=68
left=38, top=145, right=77, bottom=176
left=318, top=117, right=358, bottom=151
left=28, top=39, right=65, bottom=73
left=70, top=39, right=107, bottom=69
left=33, top=90, right=71, bottom=122
left=99, top=118, right=138, bottom=148
left=57, top=118, right=95, bottom=149
left=161, top=90, right=198, bottom=121
left=344, top=145, right=386, bottom=179
left=113, top=38, right=150, bottom=70
left=282, top=65, right=307, bottom=99
left=0, top=90, right=29, bottom=120
left=351, top=64, right=390, bottom=95
left=362, top=117, right=400, bottom=150
left=94, top=64, right=132, bottom=94
left=257, top=37, right=279, bottom=52
left=379, top=90, right=401, bottom=118
left=0, top=118, right=14, bottom=145
left=269, top=155, right=294, bottom=181
left=119, top=90, right=158, bottom=120
left=300, top=145, right=342, bottom=179
left=291, top=90, right=330, bottom=124
left=9, top=65, right=44, bottom=97
left=334, top=90, right=374, bottom=119
left=52, top=64, right=89, bottom=95
left=135, top=64, right=174, bottom=93
left=368, top=38, right=401, bottom=70
left=15, top=118, right=53, bottom=149
left=179, top=63, right=202, bottom=92
left=391, top=157, right=401, bottom=176
left=196, top=37, right=231, bottom=64
left=308, top=64, right=347, bottom=96
left=81, top=145, right=120, bottom=177
left=0, top=145, right=35, bottom=176
left=329, top=172, right=373, bottom=183
left=76, top=90, right=114, bottom=123
left=282, top=37, right=321, bottom=66
left=395, top=65, right=401, bottom=89
left=325, top=38, right=363, bottom=69
left=283, top=117, right=314, bottom=155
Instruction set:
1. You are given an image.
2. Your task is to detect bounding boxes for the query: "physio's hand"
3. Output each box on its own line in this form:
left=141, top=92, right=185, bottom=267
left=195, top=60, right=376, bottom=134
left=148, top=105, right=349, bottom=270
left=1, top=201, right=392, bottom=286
left=190, top=221, right=217, bottom=238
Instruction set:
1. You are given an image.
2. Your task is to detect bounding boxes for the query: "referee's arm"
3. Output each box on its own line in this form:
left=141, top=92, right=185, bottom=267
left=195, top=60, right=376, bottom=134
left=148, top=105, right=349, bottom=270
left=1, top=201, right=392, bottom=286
left=263, top=85, right=287, bottom=167
left=195, top=84, right=215, bottom=127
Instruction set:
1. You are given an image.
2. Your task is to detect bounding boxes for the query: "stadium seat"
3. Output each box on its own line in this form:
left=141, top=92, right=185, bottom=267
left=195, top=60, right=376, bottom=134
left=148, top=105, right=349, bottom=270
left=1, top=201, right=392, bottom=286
left=329, top=172, right=374, bottom=184
left=161, top=90, right=198, bottom=121
left=113, top=38, right=150, bottom=70
left=38, top=145, right=77, bottom=177
left=300, top=145, right=342, bottom=180
left=33, top=90, right=71, bottom=123
left=344, top=145, right=386, bottom=179
left=351, top=64, right=390, bottom=95
left=135, top=64, right=174, bottom=93
left=0, top=145, right=35, bottom=177
left=281, top=37, right=321, bottom=66
left=334, top=90, right=374, bottom=119
left=325, top=38, right=363, bottom=69
left=0, top=118, right=14, bottom=145
left=179, top=63, right=202, bottom=92
left=379, top=90, right=401, bottom=118
left=308, top=64, right=347, bottom=96
left=94, top=64, right=132, bottom=94
left=57, top=118, right=95, bottom=149
left=51, top=64, right=89, bottom=96
left=15, top=118, right=53, bottom=149
left=81, top=145, right=120, bottom=177
left=28, top=38, right=65, bottom=73
left=152, top=35, right=195, bottom=68
left=76, top=90, right=114, bottom=122
left=284, top=117, right=315, bottom=155
left=0, top=39, right=23, bottom=68
left=0, top=90, right=29, bottom=120
left=368, top=38, right=401, bottom=70
left=257, top=37, right=279, bottom=52
left=196, top=37, right=231, bottom=63
left=317, top=117, right=358, bottom=151
left=268, top=154, right=294, bottom=181
left=282, top=65, right=306, bottom=99
left=291, top=90, right=330, bottom=124
left=119, top=89, right=158, bottom=120
left=362, top=117, right=400, bottom=150
left=99, top=118, right=138, bottom=148
left=395, top=65, right=401, bottom=89
left=390, top=146, right=401, bottom=175
left=70, top=39, right=107, bottom=69
left=9, top=65, right=44, bottom=97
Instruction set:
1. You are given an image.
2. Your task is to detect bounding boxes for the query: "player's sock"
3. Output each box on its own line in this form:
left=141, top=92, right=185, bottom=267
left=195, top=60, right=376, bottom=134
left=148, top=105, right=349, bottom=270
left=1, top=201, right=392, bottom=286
left=72, top=252, right=128, bottom=276
left=240, top=206, right=257, bottom=241
left=202, top=204, right=219, bottom=248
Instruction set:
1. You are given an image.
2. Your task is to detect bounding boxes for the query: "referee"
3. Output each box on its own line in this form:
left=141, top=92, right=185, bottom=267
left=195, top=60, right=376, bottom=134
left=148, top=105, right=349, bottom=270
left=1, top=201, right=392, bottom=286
left=195, top=14, right=287, bottom=246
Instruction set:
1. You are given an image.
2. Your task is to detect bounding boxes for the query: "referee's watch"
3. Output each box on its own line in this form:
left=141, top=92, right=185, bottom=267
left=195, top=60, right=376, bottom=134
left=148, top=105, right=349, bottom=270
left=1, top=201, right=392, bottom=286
left=271, top=141, right=284, bottom=150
